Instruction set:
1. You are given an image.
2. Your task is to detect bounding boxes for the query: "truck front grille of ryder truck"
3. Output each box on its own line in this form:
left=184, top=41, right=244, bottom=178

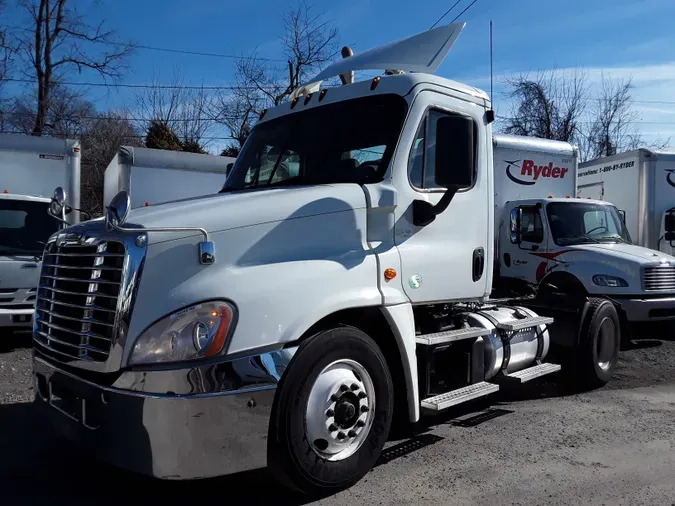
left=33, top=241, right=126, bottom=362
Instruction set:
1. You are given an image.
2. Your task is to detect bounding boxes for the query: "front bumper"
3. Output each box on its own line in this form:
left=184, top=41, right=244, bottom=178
left=0, top=307, right=33, bottom=328
left=615, top=296, right=675, bottom=321
left=32, top=354, right=280, bottom=479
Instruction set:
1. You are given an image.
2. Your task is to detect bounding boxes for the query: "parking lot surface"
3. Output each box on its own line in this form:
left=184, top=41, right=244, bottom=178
left=1, top=330, right=674, bottom=505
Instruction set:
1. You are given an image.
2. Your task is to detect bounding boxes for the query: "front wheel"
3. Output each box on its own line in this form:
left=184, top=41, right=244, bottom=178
left=576, top=297, right=620, bottom=389
left=268, top=326, right=393, bottom=496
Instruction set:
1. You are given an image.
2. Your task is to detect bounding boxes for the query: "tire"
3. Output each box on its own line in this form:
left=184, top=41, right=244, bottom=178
left=576, top=297, right=620, bottom=389
left=268, top=325, right=394, bottom=496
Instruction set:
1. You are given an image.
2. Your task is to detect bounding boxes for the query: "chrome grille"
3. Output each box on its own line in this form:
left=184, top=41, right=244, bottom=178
left=641, top=264, right=675, bottom=291
left=33, top=241, right=126, bottom=362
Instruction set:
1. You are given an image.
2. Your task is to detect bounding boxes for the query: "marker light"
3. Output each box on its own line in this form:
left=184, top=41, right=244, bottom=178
left=384, top=268, right=397, bottom=280
left=319, top=89, right=328, bottom=102
left=304, top=93, right=313, bottom=105
left=371, top=77, right=381, bottom=90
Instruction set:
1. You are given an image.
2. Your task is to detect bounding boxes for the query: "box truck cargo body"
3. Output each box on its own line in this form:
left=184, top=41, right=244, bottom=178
left=104, top=146, right=235, bottom=210
left=0, top=134, right=80, bottom=329
left=577, top=149, right=675, bottom=254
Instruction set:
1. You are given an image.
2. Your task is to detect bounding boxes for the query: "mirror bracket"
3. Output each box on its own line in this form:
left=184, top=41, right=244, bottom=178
left=412, top=186, right=460, bottom=227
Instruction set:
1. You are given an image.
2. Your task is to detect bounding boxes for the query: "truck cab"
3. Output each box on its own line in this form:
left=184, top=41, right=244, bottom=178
left=0, top=192, right=61, bottom=329
left=32, top=23, right=619, bottom=496
left=501, top=197, right=675, bottom=325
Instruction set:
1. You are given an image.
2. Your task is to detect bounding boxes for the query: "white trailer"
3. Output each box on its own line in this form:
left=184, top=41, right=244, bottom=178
left=577, top=149, right=675, bottom=254
left=0, top=134, right=79, bottom=330
left=104, top=146, right=235, bottom=209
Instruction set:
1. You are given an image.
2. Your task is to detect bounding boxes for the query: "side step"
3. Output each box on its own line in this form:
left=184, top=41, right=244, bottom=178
left=496, top=315, right=553, bottom=332
left=421, top=382, right=499, bottom=412
left=499, top=363, right=562, bottom=384
left=416, top=326, right=490, bottom=346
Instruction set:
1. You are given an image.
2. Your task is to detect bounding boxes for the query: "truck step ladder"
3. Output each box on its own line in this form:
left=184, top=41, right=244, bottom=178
left=498, top=363, right=562, bottom=384
left=415, top=326, right=490, bottom=347
left=496, top=316, right=553, bottom=332
left=421, top=382, right=499, bottom=412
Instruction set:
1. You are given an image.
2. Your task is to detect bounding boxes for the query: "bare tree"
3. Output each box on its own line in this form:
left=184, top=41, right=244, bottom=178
left=80, top=111, right=142, bottom=217
left=502, top=69, right=588, bottom=143
left=14, top=0, right=134, bottom=136
left=216, top=1, right=339, bottom=144
left=5, top=84, right=95, bottom=137
left=584, top=75, right=648, bottom=159
left=134, top=68, right=215, bottom=152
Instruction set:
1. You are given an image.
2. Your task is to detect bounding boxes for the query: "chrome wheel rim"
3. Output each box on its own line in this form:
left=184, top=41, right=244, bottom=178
left=305, top=359, right=375, bottom=462
left=596, top=317, right=617, bottom=371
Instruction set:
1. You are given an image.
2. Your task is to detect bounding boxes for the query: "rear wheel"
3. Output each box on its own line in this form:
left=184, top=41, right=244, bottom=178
left=268, top=326, right=393, bottom=496
left=576, top=298, right=620, bottom=389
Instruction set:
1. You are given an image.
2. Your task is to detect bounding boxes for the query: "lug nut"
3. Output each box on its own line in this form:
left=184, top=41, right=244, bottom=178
left=330, top=394, right=338, bottom=402
left=350, top=383, right=359, bottom=391
left=356, top=420, right=365, bottom=427
left=358, top=391, right=367, bottom=399
left=328, top=423, right=338, bottom=432
left=348, top=430, right=357, bottom=437
left=340, top=384, right=349, bottom=392
left=361, top=405, right=369, bottom=413
left=326, top=409, right=335, bottom=417
left=337, top=432, right=346, bottom=440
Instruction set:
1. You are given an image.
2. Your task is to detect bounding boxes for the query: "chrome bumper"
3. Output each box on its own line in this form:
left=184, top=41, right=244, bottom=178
left=32, top=352, right=290, bottom=479
left=0, top=307, right=33, bottom=328
left=616, top=296, right=675, bottom=322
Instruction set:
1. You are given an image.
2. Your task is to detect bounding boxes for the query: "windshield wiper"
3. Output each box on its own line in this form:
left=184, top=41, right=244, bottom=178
left=558, top=235, right=601, bottom=245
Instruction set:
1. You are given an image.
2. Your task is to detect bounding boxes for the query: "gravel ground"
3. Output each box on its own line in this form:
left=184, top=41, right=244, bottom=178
left=1, top=331, right=674, bottom=505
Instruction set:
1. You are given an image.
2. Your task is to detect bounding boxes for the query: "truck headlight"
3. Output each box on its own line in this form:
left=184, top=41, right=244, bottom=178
left=129, top=301, right=235, bottom=366
left=592, top=275, right=628, bottom=288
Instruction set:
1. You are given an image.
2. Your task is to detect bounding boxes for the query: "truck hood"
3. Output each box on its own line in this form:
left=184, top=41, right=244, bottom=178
left=0, top=255, right=41, bottom=289
left=123, top=184, right=367, bottom=244
left=572, top=243, right=675, bottom=265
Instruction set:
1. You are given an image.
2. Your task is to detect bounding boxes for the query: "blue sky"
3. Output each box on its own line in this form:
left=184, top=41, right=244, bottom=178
left=4, top=0, right=675, bottom=152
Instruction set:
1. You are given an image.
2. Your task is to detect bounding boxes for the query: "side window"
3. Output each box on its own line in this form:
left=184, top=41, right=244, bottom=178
left=243, top=145, right=300, bottom=186
left=408, top=110, right=476, bottom=189
left=520, top=207, right=544, bottom=243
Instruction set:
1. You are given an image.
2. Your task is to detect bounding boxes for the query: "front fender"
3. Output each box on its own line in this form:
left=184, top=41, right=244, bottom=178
left=560, top=261, right=640, bottom=295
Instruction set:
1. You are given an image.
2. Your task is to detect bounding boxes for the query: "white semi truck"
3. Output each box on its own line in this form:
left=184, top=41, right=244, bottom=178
left=577, top=148, right=675, bottom=255
left=0, top=134, right=79, bottom=330
left=104, top=145, right=235, bottom=210
left=493, top=135, right=675, bottom=337
left=30, top=23, right=663, bottom=494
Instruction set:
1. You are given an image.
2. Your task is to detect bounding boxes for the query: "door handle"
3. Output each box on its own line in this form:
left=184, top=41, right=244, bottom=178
left=472, top=247, right=485, bottom=282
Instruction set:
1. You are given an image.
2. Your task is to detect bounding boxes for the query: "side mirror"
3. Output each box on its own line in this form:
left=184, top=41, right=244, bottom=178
left=106, top=190, right=131, bottom=229
left=665, top=211, right=675, bottom=232
left=49, top=186, right=67, bottom=218
left=434, top=115, right=474, bottom=189
left=510, top=207, right=522, bottom=244
left=618, top=210, right=626, bottom=224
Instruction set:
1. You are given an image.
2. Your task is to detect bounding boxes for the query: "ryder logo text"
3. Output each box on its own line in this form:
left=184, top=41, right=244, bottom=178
left=505, top=159, right=570, bottom=186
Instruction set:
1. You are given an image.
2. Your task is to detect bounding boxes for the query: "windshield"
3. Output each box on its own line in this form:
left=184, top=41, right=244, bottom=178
left=0, top=199, right=60, bottom=256
left=222, top=94, right=408, bottom=191
left=546, top=202, right=632, bottom=246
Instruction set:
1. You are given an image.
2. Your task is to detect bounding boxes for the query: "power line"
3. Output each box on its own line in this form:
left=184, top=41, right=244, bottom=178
left=130, top=43, right=287, bottom=62
left=450, top=0, right=481, bottom=23
left=492, top=90, right=675, bottom=106
left=430, top=0, right=463, bottom=29
left=2, top=77, right=272, bottom=91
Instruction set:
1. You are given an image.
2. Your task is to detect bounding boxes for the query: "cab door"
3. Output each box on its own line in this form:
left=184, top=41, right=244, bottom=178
left=392, top=91, right=491, bottom=303
left=501, top=204, right=550, bottom=285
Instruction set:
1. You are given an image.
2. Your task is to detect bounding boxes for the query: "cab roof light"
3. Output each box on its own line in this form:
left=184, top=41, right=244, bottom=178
left=2, top=189, right=8, bottom=194
left=370, top=76, right=381, bottom=90
left=547, top=195, right=553, bottom=198
left=565, top=195, right=570, bottom=198
left=259, top=108, right=268, bottom=120
left=290, top=97, right=299, bottom=109
left=318, top=89, right=328, bottom=102
left=304, top=93, right=313, bottom=105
